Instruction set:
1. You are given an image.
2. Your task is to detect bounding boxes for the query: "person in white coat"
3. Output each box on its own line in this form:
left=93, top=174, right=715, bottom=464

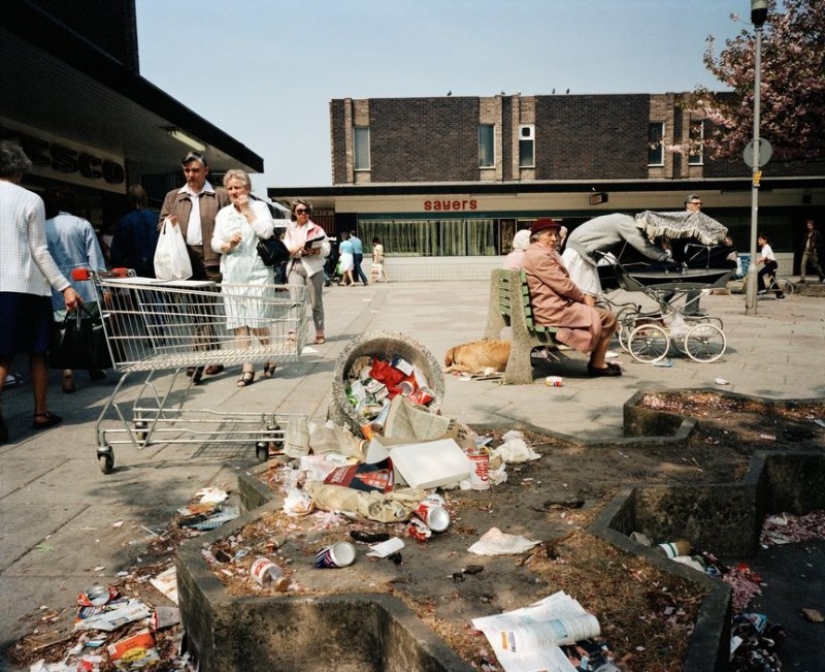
left=211, top=170, right=275, bottom=386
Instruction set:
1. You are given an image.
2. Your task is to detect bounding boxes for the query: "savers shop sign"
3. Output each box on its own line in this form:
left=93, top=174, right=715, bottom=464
left=1, top=119, right=125, bottom=193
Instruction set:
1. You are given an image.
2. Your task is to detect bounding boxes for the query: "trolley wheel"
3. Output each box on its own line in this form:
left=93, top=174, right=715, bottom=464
left=628, top=323, right=670, bottom=363
left=615, top=306, right=639, bottom=352
left=255, top=442, right=269, bottom=464
left=684, top=323, right=727, bottom=363
left=98, top=448, right=115, bottom=474
left=134, top=420, right=148, bottom=443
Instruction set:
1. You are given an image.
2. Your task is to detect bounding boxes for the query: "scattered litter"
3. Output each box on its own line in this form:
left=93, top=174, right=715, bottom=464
left=493, top=430, right=541, bottom=463
left=468, top=527, right=541, bottom=555
left=149, top=566, right=178, bottom=604
left=605, top=350, right=620, bottom=359
left=814, top=418, right=825, bottom=428
left=75, top=599, right=151, bottom=632
left=714, top=377, right=729, bottom=385
left=107, top=629, right=160, bottom=669
left=366, top=537, right=405, bottom=558
left=545, top=375, right=564, bottom=387
left=653, top=358, right=673, bottom=367
left=802, top=608, right=824, bottom=623
left=759, top=434, right=776, bottom=441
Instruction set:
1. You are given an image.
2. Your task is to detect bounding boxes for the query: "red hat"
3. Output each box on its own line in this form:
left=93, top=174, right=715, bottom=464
left=530, top=218, right=561, bottom=235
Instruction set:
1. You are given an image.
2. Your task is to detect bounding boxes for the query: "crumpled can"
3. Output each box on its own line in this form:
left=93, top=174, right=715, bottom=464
left=408, top=517, right=432, bottom=542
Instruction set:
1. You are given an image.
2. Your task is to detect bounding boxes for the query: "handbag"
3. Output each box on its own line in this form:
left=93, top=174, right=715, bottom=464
left=256, top=236, right=290, bottom=267
left=154, top=219, right=193, bottom=281
left=49, top=304, right=113, bottom=371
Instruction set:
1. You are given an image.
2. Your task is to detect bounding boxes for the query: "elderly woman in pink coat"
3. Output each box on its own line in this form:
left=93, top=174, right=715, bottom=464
left=522, top=218, right=620, bottom=377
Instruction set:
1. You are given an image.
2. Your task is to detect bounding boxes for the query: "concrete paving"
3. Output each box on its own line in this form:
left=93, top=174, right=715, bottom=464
left=1, top=278, right=823, bottom=668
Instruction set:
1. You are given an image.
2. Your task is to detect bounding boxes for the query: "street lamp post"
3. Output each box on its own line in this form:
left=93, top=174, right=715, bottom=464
left=745, top=0, right=769, bottom=315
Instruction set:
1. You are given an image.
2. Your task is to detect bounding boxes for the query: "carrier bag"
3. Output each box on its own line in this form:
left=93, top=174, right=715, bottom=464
left=154, top=219, right=193, bottom=281
left=49, top=304, right=113, bottom=370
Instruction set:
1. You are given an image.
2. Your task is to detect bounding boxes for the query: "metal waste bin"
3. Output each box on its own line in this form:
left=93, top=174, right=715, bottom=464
left=328, top=330, right=445, bottom=435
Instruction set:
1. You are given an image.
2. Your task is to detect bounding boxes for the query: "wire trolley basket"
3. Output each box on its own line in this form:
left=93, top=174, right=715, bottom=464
left=74, top=269, right=309, bottom=474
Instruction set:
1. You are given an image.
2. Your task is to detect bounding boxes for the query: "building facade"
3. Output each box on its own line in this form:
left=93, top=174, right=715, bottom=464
left=2, top=0, right=263, bottom=231
left=269, top=94, right=824, bottom=280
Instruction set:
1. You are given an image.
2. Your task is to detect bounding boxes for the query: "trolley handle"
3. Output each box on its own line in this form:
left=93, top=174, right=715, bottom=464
left=70, top=268, right=132, bottom=281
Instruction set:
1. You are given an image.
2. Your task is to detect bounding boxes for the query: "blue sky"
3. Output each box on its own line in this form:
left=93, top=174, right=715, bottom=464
left=136, top=0, right=748, bottom=194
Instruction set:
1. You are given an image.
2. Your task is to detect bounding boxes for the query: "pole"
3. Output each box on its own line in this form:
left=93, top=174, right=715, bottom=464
left=745, top=23, right=763, bottom=314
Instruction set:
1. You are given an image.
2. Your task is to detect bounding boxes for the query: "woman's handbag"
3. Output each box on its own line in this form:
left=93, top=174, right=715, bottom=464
left=256, top=236, right=290, bottom=267
left=154, top=219, right=193, bottom=281
left=49, top=304, right=113, bottom=371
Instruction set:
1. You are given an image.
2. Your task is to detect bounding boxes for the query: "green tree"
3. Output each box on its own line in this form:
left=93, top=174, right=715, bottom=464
left=687, top=0, right=825, bottom=162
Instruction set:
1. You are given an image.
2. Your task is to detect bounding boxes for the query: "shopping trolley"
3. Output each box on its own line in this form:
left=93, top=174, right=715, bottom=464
left=73, top=269, right=308, bottom=474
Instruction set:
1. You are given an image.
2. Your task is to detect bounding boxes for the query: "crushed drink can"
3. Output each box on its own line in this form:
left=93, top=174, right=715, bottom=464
left=467, top=449, right=490, bottom=491
left=409, top=385, right=434, bottom=406
left=315, top=541, right=356, bottom=568
left=545, top=376, right=564, bottom=387
left=408, top=517, right=432, bottom=542
left=656, top=539, right=692, bottom=559
left=414, top=499, right=450, bottom=532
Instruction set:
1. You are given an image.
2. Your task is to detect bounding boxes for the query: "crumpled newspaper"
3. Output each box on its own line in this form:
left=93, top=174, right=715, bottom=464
left=303, top=481, right=428, bottom=523
left=493, top=430, right=541, bottom=463
left=468, top=527, right=541, bottom=555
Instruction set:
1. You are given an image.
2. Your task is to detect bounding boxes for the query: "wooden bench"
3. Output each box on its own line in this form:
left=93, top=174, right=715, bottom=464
left=484, top=268, right=569, bottom=384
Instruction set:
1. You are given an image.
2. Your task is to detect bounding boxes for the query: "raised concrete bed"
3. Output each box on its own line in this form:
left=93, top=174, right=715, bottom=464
left=179, top=389, right=825, bottom=672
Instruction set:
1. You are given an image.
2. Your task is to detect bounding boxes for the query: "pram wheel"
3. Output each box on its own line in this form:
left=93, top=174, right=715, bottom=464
left=684, top=323, right=726, bottom=363
left=628, top=323, right=669, bottom=363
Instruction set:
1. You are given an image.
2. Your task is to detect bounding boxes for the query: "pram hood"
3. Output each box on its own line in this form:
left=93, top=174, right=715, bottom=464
left=634, top=211, right=728, bottom=246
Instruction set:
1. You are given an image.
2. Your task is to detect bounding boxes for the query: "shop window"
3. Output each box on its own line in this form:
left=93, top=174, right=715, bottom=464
left=688, top=120, right=704, bottom=165
left=478, top=125, right=495, bottom=168
left=518, top=125, right=534, bottom=168
left=648, top=122, right=665, bottom=166
left=359, top=218, right=497, bottom=257
left=354, top=127, right=370, bottom=170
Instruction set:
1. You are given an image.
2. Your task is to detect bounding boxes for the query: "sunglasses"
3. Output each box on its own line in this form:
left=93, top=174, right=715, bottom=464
left=295, top=208, right=309, bottom=214
left=690, top=201, right=703, bottom=206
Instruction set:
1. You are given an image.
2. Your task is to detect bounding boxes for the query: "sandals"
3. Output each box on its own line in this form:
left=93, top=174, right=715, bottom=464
left=587, top=362, right=622, bottom=377
left=315, top=335, right=326, bottom=345
left=237, top=370, right=256, bottom=388
left=62, top=372, right=76, bottom=394
left=263, top=362, right=276, bottom=378
left=32, top=411, right=62, bottom=430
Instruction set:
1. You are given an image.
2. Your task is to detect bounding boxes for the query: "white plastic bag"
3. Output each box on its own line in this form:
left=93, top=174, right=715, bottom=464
left=154, top=219, right=193, bottom=281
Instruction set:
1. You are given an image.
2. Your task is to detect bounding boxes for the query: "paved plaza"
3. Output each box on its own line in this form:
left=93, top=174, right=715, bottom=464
left=1, top=279, right=823, bottom=667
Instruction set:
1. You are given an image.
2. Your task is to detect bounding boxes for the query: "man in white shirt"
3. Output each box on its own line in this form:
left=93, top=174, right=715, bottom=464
left=159, top=152, right=230, bottom=380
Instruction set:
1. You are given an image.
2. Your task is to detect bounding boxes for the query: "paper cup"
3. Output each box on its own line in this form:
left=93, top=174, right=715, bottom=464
left=657, top=539, right=692, bottom=559
left=467, top=450, right=490, bottom=491
left=415, top=500, right=450, bottom=533
left=251, top=556, right=284, bottom=585
left=315, top=541, right=356, bottom=568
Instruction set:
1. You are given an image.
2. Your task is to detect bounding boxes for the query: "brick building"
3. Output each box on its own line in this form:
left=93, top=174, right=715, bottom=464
left=269, top=94, right=824, bottom=281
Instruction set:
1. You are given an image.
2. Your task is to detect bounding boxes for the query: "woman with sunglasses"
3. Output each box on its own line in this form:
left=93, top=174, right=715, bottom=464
left=284, top=199, right=330, bottom=345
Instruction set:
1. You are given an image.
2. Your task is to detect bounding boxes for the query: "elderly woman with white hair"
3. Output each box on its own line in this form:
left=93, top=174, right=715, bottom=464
left=503, top=228, right=532, bottom=270
left=211, top=169, right=275, bottom=387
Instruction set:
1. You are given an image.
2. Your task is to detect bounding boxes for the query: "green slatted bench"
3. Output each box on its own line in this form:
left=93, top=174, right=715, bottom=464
left=484, top=268, right=568, bottom=384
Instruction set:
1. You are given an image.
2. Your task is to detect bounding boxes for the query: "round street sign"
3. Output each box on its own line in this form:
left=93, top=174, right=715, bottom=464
left=744, top=138, right=772, bottom=168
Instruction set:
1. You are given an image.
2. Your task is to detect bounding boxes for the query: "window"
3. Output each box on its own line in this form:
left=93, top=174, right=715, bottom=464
left=354, top=127, right=370, bottom=170
left=478, top=125, right=495, bottom=168
left=648, top=122, right=664, bottom=166
left=688, top=120, right=704, bottom=165
left=359, top=218, right=497, bottom=257
left=518, top=124, right=535, bottom=168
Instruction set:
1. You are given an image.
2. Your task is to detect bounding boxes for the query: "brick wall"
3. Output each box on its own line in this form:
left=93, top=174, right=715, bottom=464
left=368, top=97, right=480, bottom=182
left=533, top=95, right=651, bottom=180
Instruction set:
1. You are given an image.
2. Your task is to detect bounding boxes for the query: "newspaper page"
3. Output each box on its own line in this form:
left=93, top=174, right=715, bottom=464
left=383, top=395, right=454, bottom=441
left=471, top=591, right=601, bottom=672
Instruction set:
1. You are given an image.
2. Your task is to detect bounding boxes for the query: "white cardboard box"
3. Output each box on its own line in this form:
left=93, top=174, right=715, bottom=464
left=388, top=438, right=471, bottom=489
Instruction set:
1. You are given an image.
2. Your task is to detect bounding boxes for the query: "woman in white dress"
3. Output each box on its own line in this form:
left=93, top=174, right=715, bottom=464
left=211, top=170, right=275, bottom=387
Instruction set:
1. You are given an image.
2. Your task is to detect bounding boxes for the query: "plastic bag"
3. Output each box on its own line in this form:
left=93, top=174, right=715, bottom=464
left=153, top=219, right=193, bottom=281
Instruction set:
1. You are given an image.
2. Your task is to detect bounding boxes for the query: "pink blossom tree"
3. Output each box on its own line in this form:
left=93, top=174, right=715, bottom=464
left=686, top=0, right=825, bottom=162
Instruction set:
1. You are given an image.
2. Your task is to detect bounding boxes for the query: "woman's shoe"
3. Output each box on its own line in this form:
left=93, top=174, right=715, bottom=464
left=587, top=362, right=622, bottom=377
left=191, top=366, right=205, bottom=385
left=32, top=411, right=62, bottom=430
left=237, top=370, right=256, bottom=387
left=263, top=362, right=276, bottom=378
left=62, top=372, right=76, bottom=394
left=315, top=334, right=326, bottom=345
left=0, top=412, right=8, bottom=444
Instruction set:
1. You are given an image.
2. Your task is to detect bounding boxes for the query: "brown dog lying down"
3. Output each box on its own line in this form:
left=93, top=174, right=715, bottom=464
left=444, top=339, right=511, bottom=374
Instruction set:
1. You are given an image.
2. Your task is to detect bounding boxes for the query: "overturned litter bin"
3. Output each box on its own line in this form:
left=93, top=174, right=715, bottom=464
left=329, top=330, right=445, bottom=436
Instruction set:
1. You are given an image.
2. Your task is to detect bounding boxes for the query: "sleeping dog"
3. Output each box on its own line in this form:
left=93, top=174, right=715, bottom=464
left=444, top=339, right=511, bottom=374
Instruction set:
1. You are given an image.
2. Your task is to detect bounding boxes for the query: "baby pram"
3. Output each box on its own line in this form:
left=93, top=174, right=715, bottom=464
left=607, top=211, right=733, bottom=363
